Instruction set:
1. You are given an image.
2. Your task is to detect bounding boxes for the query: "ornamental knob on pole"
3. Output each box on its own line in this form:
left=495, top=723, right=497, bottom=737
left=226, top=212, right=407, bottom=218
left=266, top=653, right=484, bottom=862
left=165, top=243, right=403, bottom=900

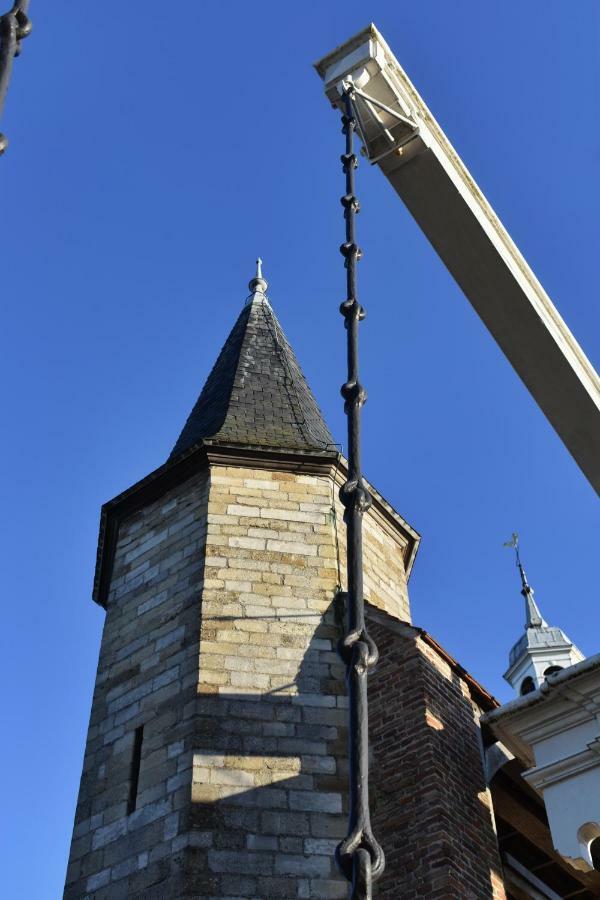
left=0, top=1, right=32, bottom=155
left=248, top=257, right=268, bottom=295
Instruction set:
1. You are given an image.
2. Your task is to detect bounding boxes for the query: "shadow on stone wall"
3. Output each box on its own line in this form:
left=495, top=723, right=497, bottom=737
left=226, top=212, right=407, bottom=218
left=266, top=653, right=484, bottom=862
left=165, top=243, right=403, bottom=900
left=70, top=586, right=505, bottom=899
left=178, top=606, right=504, bottom=899
left=173, top=598, right=350, bottom=899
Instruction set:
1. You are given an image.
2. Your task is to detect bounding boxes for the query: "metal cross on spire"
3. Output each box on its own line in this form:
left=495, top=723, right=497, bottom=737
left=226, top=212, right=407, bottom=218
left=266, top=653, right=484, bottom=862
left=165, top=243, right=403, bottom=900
left=504, top=532, right=526, bottom=584
left=503, top=533, right=545, bottom=629
left=0, top=0, right=32, bottom=154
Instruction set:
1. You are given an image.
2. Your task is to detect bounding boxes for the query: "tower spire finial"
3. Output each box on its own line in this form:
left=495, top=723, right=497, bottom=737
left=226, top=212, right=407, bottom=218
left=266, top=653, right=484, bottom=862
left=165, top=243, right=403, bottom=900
left=502, top=532, right=584, bottom=695
left=503, top=533, right=545, bottom=629
left=248, top=257, right=268, bottom=296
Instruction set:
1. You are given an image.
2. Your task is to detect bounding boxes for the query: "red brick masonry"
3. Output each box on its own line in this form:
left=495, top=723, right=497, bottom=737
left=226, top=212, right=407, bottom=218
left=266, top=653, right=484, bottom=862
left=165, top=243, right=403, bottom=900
left=369, top=610, right=507, bottom=900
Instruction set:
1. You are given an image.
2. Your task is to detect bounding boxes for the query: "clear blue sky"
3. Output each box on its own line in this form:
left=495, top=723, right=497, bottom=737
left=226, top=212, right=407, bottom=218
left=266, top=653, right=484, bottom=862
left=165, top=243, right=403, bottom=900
left=1, top=2, right=598, bottom=896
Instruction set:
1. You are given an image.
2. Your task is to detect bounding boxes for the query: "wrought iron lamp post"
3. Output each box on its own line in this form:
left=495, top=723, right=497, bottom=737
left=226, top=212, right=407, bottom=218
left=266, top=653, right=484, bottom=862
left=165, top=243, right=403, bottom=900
left=0, top=0, right=32, bottom=154
left=335, top=84, right=385, bottom=900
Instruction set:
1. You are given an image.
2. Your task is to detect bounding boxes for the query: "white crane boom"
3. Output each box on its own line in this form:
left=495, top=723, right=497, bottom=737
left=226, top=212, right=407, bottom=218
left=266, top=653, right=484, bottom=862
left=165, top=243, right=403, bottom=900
left=315, top=25, right=600, bottom=495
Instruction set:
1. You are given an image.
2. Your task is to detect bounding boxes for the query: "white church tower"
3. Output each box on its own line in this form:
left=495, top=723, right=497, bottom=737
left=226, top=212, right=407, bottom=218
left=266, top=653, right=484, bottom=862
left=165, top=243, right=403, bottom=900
left=503, top=540, right=584, bottom=696
left=484, top=537, right=600, bottom=877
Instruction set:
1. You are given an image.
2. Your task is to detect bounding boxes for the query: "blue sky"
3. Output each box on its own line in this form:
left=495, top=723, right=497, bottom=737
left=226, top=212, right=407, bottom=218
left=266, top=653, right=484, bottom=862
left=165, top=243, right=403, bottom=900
left=1, top=2, right=598, bottom=896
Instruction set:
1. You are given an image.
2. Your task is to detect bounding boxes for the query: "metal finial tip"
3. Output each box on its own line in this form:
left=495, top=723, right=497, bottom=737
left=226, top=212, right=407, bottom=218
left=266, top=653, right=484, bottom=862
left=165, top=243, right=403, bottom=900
left=248, top=257, right=268, bottom=295
left=504, top=532, right=528, bottom=590
left=503, top=532, right=545, bottom=628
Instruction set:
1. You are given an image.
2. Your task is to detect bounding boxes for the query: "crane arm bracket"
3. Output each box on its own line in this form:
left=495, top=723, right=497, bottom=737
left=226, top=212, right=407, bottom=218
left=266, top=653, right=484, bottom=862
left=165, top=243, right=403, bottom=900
left=315, top=24, right=600, bottom=494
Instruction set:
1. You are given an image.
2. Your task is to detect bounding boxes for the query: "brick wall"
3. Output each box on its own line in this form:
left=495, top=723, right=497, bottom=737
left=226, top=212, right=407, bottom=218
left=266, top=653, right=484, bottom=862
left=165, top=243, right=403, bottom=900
left=369, top=614, right=507, bottom=900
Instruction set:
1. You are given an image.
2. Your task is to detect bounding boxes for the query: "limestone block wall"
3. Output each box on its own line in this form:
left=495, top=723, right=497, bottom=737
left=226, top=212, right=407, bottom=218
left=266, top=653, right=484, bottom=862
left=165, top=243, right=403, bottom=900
left=64, top=471, right=210, bottom=899
left=185, top=463, right=412, bottom=897
left=64, top=460, right=413, bottom=899
left=189, top=465, right=348, bottom=898
left=335, top=477, right=411, bottom=623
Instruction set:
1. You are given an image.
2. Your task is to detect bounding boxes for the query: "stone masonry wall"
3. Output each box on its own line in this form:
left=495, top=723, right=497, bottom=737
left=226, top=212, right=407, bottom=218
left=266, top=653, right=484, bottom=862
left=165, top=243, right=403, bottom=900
left=64, top=461, right=413, bottom=899
left=64, top=470, right=210, bottom=899
left=349, top=494, right=410, bottom=624
left=184, top=464, right=410, bottom=897
left=369, top=618, right=507, bottom=900
left=189, top=465, right=348, bottom=898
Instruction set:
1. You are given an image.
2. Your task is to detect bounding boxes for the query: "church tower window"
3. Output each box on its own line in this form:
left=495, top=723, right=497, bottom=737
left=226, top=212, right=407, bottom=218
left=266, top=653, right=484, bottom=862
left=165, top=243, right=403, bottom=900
left=520, top=676, right=535, bottom=696
left=591, top=837, right=600, bottom=871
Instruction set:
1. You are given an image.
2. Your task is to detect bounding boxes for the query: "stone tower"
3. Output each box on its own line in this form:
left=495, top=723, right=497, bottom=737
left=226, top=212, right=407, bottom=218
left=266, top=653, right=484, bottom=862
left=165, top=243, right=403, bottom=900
left=64, top=269, right=418, bottom=899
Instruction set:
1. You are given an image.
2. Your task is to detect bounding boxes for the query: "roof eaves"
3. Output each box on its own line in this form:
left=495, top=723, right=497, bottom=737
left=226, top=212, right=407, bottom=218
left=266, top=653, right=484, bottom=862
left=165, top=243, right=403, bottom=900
left=366, top=605, right=500, bottom=711
left=483, top=651, right=600, bottom=729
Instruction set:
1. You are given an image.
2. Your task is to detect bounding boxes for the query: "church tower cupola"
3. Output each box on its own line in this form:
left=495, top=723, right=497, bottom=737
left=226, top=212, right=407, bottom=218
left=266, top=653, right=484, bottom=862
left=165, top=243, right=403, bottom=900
left=503, top=535, right=584, bottom=696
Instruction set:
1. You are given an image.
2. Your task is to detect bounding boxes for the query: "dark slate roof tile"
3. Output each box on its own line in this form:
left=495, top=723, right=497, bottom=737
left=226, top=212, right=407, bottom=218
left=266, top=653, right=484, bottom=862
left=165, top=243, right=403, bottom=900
left=170, top=295, right=334, bottom=459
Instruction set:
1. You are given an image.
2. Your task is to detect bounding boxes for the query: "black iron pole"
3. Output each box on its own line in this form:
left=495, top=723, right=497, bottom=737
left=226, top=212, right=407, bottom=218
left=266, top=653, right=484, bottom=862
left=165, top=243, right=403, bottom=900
left=335, top=85, right=385, bottom=900
left=0, top=0, right=32, bottom=154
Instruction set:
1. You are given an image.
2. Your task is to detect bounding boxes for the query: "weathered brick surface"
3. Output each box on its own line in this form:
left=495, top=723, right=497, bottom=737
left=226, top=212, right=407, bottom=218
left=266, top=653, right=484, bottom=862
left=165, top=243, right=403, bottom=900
left=65, top=461, right=414, bottom=898
left=369, top=615, right=507, bottom=900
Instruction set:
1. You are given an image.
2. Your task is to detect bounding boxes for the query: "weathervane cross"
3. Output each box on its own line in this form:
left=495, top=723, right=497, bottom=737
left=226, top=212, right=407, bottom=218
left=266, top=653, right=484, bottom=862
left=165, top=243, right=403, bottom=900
left=503, top=531, right=521, bottom=567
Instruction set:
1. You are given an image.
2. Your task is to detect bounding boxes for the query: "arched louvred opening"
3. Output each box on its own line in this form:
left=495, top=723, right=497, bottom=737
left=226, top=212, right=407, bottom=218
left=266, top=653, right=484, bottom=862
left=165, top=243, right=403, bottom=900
left=520, top=676, right=536, bottom=696
left=578, top=823, right=600, bottom=870
left=543, top=665, right=563, bottom=677
left=590, top=837, right=600, bottom=871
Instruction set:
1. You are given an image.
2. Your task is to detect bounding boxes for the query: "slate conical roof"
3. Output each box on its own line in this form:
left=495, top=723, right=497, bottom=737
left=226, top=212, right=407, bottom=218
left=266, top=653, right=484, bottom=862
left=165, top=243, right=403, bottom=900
left=170, top=267, right=334, bottom=459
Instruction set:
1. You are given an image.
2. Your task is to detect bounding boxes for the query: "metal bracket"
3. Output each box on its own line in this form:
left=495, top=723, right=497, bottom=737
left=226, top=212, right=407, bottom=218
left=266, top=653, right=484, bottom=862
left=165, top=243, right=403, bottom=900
left=341, top=79, right=419, bottom=165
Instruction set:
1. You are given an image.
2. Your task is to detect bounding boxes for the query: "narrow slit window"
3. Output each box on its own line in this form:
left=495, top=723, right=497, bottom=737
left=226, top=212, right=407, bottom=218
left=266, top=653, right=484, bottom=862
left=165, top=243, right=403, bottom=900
left=127, top=725, right=144, bottom=815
